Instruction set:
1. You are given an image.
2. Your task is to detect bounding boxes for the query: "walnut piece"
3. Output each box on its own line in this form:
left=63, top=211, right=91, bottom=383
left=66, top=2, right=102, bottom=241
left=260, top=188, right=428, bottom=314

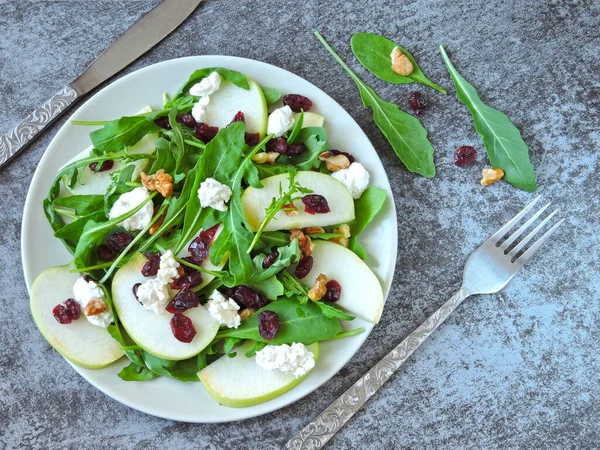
left=303, top=226, right=325, bottom=235
left=390, top=46, right=414, bottom=76
left=331, top=223, right=351, bottom=247
left=140, top=169, right=174, bottom=197
left=83, top=297, right=108, bottom=316
left=480, top=168, right=505, bottom=186
left=290, top=228, right=314, bottom=257
left=283, top=202, right=299, bottom=216
left=308, top=273, right=328, bottom=302
left=252, top=152, right=280, bottom=165
left=319, top=151, right=350, bottom=172
left=149, top=209, right=167, bottom=235
left=239, top=308, right=255, bottom=321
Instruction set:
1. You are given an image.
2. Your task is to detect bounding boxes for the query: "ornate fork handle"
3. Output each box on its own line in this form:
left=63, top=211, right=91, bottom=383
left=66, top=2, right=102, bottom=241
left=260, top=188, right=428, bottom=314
left=286, top=286, right=472, bottom=450
left=0, top=85, right=79, bottom=168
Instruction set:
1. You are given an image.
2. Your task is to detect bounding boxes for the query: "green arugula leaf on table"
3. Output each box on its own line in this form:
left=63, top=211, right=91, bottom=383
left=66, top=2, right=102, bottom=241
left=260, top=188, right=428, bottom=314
left=172, top=67, right=250, bottom=101
left=315, top=32, right=436, bottom=178
left=439, top=46, right=537, bottom=192
left=262, top=87, right=282, bottom=106
left=348, top=186, right=387, bottom=259
left=351, top=32, right=446, bottom=94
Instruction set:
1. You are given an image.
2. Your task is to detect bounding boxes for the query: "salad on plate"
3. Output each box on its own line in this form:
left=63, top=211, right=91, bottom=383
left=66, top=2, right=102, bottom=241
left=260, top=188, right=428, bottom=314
left=29, top=67, right=387, bottom=407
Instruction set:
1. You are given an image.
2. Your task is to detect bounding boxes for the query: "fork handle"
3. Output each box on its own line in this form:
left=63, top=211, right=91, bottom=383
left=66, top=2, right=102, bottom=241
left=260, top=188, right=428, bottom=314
left=286, top=286, right=472, bottom=450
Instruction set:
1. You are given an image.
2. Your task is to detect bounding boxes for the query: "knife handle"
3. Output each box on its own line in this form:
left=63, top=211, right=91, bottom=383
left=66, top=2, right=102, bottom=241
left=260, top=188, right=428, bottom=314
left=0, top=85, right=79, bottom=169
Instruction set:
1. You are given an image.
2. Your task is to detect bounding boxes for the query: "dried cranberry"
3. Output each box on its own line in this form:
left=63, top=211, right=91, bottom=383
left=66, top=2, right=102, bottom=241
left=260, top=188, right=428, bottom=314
left=97, top=244, right=116, bottom=261
left=171, top=271, right=203, bottom=290
left=287, top=144, right=307, bottom=156
left=408, top=91, right=427, bottom=116
left=202, top=224, right=220, bottom=242
left=89, top=159, right=114, bottom=173
left=64, top=298, right=81, bottom=320
left=245, top=132, right=260, bottom=146
left=262, top=250, right=279, bottom=269
left=166, top=288, right=200, bottom=313
left=194, top=123, right=219, bottom=143
left=82, top=274, right=95, bottom=283
left=141, top=252, right=161, bottom=277
left=170, top=314, right=197, bottom=343
left=283, top=94, right=313, bottom=112
left=107, top=232, right=133, bottom=253
left=324, top=280, right=342, bottom=302
left=295, top=256, right=313, bottom=279
left=227, top=286, right=266, bottom=310
left=330, top=149, right=355, bottom=163
left=176, top=113, right=197, bottom=128
left=52, top=304, right=72, bottom=324
left=154, top=116, right=171, bottom=129
left=132, top=283, right=142, bottom=303
left=229, top=111, right=245, bottom=125
left=266, top=137, right=288, bottom=154
left=188, top=225, right=219, bottom=263
left=258, top=310, right=280, bottom=340
left=301, top=195, right=330, bottom=214
left=454, top=146, right=477, bottom=167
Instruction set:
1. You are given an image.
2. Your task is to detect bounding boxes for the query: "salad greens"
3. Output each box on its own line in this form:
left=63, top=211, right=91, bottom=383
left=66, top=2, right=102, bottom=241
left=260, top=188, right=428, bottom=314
left=314, top=31, right=436, bottom=178
left=439, top=46, right=537, bottom=192
left=351, top=32, right=446, bottom=94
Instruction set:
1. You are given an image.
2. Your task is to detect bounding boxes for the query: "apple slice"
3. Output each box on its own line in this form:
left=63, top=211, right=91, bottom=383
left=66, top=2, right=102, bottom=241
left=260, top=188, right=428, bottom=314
left=198, top=341, right=319, bottom=407
left=29, top=264, right=124, bottom=369
left=242, top=171, right=355, bottom=231
left=293, top=112, right=324, bottom=128
left=205, top=78, right=267, bottom=136
left=111, top=253, right=220, bottom=360
left=298, top=241, right=384, bottom=323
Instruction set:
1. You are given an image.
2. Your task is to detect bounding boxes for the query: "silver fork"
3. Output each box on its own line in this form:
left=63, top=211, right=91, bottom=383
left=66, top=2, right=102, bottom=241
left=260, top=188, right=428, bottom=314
left=286, top=196, right=564, bottom=450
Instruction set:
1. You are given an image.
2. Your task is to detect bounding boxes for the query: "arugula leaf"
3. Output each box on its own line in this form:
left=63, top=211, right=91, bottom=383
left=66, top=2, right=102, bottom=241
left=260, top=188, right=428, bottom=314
left=439, top=46, right=537, bottom=192
left=262, top=87, right=282, bottom=106
left=53, top=195, right=104, bottom=216
left=215, top=298, right=343, bottom=345
left=244, top=340, right=268, bottom=358
left=141, top=351, right=200, bottom=382
left=287, top=110, right=304, bottom=144
left=254, top=163, right=290, bottom=179
left=245, top=276, right=284, bottom=300
left=53, top=211, right=105, bottom=248
left=277, top=127, right=329, bottom=171
left=348, top=186, right=387, bottom=259
left=251, top=239, right=301, bottom=282
left=317, top=302, right=355, bottom=321
left=90, top=116, right=159, bottom=154
left=256, top=231, right=290, bottom=252
left=315, top=32, right=436, bottom=178
left=307, top=233, right=343, bottom=240
left=118, top=362, right=159, bottom=381
left=172, top=67, right=250, bottom=101
left=351, top=33, right=446, bottom=94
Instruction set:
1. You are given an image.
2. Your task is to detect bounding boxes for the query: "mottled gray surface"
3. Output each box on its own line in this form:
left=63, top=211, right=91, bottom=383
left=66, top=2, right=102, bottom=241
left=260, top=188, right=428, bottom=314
left=1, top=0, right=599, bottom=448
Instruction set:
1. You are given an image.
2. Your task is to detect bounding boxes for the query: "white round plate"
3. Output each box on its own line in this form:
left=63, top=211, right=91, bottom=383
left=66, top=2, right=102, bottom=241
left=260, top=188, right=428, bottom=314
left=21, top=56, right=398, bottom=422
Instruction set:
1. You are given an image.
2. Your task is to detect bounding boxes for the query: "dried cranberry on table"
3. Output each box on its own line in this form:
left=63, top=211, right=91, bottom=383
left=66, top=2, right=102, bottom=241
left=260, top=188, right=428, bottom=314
left=176, top=113, right=197, bottom=128
left=171, top=271, right=203, bottom=290
left=408, top=91, right=427, bottom=116
left=302, top=195, right=331, bottom=215
left=245, top=133, right=260, bottom=146
left=166, top=288, right=200, bottom=313
left=97, top=244, right=116, bottom=261
left=141, top=252, right=161, bottom=277
left=107, top=232, right=134, bottom=253
left=295, top=255, right=313, bottom=279
left=170, top=314, right=197, bottom=343
left=154, top=116, right=171, bottom=129
left=227, top=285, right=266, bottom=310
left=324, top=280, right=342, bottom=302
left=229, top=111, right=245, bottom=125
left=258, top=310, right=280, bottom=340
left=262, top=250, right=279, bottom=269
left=266, top=137, right=288, bottom=154
left=194, top=123, right=219, bottom=143
left=454, top=146, right=477, bottom=167
left=283, top=94, right=313, bottom=112
left=88, top=159, right=114, bottom=173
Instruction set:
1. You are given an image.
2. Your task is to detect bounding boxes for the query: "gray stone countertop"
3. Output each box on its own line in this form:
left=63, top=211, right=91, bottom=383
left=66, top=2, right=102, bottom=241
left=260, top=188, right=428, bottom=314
left=1, top=1, right=599, bottom=448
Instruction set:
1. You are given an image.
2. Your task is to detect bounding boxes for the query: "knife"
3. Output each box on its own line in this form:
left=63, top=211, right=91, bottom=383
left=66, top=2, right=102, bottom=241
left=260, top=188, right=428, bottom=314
left=0, top=0, right=204, bottom=169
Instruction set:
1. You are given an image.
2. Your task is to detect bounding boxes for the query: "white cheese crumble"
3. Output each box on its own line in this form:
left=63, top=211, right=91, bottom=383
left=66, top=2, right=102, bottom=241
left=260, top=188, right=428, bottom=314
left=136, top=250, right=180, bottom=315
left=197, top=177, right=232, bottom=212
left=331, top=162, right=370, bottom=199
left=156, top=250, right=179, bottom=285
left=255, top=342, right=315, bottom=378
left=267, top=105, right=295, bottom=137
left=205, top=290, right=241, bottom=329
left=108, top=187, right=154, bottom=231
left=189, top=71, right=222, bottom=97
left=72, top=276, right=113, bottom=328
left=191, top=95, right=210, bottom=123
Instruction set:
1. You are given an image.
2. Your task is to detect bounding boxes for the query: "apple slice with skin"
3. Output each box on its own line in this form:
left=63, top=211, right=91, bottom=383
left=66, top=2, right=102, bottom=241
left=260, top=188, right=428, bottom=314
left=29, top=264, right=124, bottom=369
left=204, top=78, right=267, bottom=136
left=298, top=241, right=384, bottom=323
left=198, top=341, right=319, bottom=407
left=111, top=253, right=220, bottom=360
left=293, top=112, right=324, bottom=128
left=242, top=171, right=355, bottom=231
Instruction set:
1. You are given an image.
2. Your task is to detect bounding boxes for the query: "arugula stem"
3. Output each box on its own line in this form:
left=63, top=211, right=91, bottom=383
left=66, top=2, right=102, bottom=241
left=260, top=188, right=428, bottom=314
left=184, top=139, right=205, bottom=149
left=125, top=181, right=143, bottom=187
left=70, top=261, right=114, bottom=273
left=121, top=345, right=141, bottom=351
left=328, top=327, right=365, bottom=340
left=314, top=31, right=365, bottom=91
left=71, top=120, right=109, bottom=126
left=173, top=255, right=224, bottom=278
left=52, top=207, right=79, bottom=220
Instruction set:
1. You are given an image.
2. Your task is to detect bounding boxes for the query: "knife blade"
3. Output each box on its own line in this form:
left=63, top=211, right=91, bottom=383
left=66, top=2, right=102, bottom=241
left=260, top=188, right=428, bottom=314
left=0, top=0, right=204, bottom=169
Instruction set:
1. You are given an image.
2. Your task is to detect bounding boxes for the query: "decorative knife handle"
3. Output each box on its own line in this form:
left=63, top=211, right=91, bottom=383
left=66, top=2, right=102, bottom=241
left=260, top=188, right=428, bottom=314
left=0, top=85, right=79, bottom=169
left=286, top=287, right=471, bottom=450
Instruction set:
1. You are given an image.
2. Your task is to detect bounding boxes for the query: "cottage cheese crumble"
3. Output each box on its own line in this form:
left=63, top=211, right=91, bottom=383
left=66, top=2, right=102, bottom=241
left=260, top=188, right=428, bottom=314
left=255, top=342, right=315, bottom=378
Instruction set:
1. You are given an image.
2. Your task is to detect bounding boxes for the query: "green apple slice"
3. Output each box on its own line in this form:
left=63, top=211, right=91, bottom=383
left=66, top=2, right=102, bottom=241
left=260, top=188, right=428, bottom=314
left=299, top=241, right=384, bottom=323
left=241, top=171, right=355, bottom=231
left=293, top=112, right=325, bottom=128
left=205, top=78, right=267, bottom=136
left=111, top=253, right=220, bottom=360
left=29, top=264, right=124, bottom=369
left=198, top=341, right=319, bottom=407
